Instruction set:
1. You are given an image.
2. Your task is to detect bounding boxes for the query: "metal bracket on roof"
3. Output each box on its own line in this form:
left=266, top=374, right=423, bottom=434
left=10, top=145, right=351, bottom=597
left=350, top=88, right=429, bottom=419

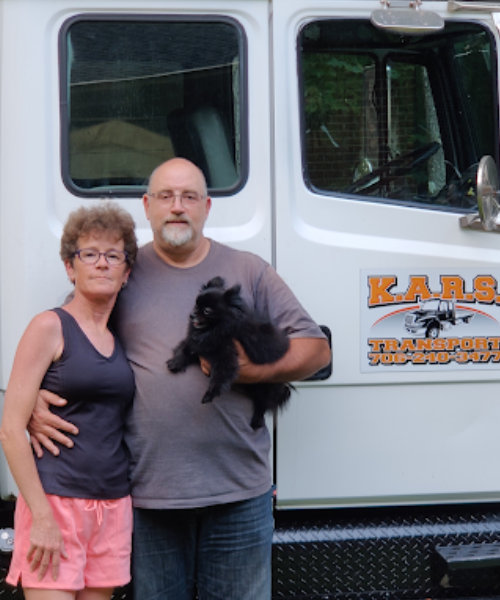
left=371, top=0, right=444, bottom=34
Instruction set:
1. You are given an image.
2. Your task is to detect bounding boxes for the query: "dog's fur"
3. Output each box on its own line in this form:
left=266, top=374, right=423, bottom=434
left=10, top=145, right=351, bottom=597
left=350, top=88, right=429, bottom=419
left=167, top=276, right=293, bottom=429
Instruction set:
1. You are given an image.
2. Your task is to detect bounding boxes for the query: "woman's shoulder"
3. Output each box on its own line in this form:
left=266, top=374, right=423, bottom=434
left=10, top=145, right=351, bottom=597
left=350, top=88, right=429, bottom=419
left=27, top=310, right=64, bottom=337
left=15, top=310, right=65, bottom=364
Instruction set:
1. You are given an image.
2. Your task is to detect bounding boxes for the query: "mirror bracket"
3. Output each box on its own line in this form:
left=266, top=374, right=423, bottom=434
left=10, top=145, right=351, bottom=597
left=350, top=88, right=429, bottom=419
left=448, top=1, right=500, bottom=12
left=459, top=213, right=488, bottom=231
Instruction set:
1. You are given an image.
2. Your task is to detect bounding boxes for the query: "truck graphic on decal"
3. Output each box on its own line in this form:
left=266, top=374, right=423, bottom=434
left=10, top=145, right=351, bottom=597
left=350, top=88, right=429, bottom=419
left=404, top=299, right=474, bottom=338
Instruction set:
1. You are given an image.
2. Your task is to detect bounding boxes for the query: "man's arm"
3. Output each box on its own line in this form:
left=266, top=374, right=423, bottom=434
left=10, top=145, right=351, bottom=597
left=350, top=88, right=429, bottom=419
left=28, top=390, right=79, bottom=457
left=235, top=337, right=331, bottom=384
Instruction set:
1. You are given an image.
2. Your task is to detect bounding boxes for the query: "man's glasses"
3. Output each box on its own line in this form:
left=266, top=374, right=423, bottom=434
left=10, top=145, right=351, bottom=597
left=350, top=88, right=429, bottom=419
left=148, top=191, right=204, bottom=207
left=74, top=249, right=129, bottom=266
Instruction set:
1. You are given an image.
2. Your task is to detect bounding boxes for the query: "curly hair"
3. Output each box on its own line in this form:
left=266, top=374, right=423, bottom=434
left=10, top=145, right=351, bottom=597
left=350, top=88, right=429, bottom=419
left=60, top=203, right=138, bottom=266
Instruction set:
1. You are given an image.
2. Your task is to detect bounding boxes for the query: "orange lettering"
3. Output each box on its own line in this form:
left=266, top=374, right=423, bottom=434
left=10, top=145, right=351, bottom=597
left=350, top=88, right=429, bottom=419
left=441, top=276, right=465, bottom=300
left=400, top=339, right=416, bottom=352
left=368, top=277, right=396, bottom=307
left=404, top=276, right=432, bottom=303
left=415, top=339, right=433, bottom=350
left=475, top=338, right=489, bottom=350
left=474, top=275, right=497, bottom=304
left=384, top=340, right=399, bottom=352
left=432, top=339, right=446, bottom=350
left=460, top=338, right=474, bottom=350
left=368, top=339, right=384, bottom=352
left=489, top=338, right=500, bottom=350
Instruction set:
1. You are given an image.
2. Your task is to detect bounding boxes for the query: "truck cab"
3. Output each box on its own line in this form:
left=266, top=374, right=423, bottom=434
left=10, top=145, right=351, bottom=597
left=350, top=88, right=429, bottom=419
left=405, top=298, right=474, bottom=337
left=2, top=0, right=500, bottom=598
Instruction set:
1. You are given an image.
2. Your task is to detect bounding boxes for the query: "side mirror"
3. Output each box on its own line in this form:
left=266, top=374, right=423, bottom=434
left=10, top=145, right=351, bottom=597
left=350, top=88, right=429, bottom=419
left=460, top=155, right=500, bottom=232
left=477, top=155, right=500, bottom=231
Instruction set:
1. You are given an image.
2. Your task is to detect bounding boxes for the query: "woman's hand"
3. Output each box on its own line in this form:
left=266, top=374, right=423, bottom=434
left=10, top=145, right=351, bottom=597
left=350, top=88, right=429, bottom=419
left=200, top=357, right=211, bottom=376
left=28, top=513, right=68, bottom=581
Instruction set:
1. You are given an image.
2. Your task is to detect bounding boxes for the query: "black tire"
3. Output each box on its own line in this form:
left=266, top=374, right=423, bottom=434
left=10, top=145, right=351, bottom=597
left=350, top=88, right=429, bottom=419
left=426, top=323, right=440, bottom=339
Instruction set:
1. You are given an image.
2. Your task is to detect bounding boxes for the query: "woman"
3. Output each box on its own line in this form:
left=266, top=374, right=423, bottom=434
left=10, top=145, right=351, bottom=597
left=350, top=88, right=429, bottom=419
left=0, top=203, right=137, bottom=600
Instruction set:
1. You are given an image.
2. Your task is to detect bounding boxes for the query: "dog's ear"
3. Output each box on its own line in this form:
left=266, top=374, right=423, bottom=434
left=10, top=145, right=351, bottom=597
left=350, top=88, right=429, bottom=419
left=201, top=276, right=226, bottom=292
left=224, top=284, right=244, bottom=309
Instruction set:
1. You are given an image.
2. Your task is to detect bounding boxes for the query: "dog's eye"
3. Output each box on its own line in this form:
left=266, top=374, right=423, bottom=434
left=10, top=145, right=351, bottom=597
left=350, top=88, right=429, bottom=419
left=203, top=307, right=213, bottom=315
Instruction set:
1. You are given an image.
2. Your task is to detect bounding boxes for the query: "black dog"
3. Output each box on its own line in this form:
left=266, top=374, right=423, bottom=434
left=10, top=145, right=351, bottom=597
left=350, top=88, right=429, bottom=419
left=167, top=276, right=293, bottom=429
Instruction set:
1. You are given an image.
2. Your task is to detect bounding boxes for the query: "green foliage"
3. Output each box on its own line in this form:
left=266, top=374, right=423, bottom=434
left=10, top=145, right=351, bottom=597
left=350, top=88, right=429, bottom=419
left=303, top=53, right=373, bottom=128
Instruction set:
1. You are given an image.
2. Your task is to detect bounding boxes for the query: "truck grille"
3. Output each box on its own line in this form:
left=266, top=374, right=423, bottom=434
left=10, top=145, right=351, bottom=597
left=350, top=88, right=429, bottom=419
left=405, top=313, right=415, bottom=326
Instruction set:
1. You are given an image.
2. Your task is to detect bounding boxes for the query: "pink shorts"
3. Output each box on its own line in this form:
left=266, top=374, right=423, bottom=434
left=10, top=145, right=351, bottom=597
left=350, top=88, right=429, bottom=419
left=7, top=494, right=132, bottom=590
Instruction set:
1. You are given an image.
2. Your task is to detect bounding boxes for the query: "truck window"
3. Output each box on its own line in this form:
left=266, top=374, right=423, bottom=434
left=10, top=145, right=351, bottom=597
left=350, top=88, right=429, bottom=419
left=300, top=20, right=498, bottom=212
left=60, top=17, right=246, bottom=196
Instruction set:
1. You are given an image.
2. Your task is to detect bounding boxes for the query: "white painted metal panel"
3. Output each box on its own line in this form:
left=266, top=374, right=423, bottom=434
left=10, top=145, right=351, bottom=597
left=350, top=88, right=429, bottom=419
left=0, top=0, right=271, bottom=498
left=272, top=0, right=500, bottom=507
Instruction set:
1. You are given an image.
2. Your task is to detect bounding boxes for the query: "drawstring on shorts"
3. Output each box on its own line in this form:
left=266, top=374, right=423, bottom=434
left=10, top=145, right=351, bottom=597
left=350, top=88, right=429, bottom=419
left=84, top=499, right=119, bottom=525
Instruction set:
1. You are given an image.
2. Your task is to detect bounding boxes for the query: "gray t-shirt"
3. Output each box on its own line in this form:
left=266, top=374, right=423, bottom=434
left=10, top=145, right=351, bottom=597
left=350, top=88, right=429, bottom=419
left=113, top=240, right=324, bottom=509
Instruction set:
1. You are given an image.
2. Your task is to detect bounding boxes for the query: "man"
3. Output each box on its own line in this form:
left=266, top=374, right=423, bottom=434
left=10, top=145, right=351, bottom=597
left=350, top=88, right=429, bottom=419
left=30, top=158, right=330, bottom=599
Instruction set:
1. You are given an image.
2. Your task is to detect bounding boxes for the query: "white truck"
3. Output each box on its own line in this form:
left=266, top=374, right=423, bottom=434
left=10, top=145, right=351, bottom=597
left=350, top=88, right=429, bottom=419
left=3, top=0, right=500, bottom=598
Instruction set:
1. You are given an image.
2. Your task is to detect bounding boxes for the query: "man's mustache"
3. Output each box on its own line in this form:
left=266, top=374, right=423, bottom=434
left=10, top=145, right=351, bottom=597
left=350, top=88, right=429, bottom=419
left=164, top=218, right=192, bottom=225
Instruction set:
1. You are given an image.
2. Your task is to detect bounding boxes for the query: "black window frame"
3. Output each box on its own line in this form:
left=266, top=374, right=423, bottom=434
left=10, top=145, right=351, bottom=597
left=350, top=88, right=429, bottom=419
left=59, top=13, right=249, bottom=198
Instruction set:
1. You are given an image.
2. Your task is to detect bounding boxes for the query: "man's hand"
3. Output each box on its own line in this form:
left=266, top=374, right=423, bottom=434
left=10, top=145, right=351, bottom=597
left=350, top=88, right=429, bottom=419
left=200, top=337, right=330, bottom=384
left=233, top=341, right=266, bottom=383
left=27, top=390, right=78, bottom=458
left=199, top=345, right=268, bottom=382
left=236, top=337, right=331, bottom=383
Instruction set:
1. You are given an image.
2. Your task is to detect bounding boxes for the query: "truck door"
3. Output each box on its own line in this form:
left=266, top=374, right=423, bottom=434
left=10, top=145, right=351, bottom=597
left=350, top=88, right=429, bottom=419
left=272, top=1, right=500, bottom=508
left=0, top=0, right=272, bottom=498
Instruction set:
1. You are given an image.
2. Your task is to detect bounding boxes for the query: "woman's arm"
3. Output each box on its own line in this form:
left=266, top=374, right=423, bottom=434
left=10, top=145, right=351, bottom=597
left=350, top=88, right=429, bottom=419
left=0, top=312, right=67, bottom=581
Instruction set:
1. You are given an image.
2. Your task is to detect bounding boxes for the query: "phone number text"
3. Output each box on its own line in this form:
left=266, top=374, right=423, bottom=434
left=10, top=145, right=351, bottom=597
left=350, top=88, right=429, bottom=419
left=368, top=351, right=500, bottom=365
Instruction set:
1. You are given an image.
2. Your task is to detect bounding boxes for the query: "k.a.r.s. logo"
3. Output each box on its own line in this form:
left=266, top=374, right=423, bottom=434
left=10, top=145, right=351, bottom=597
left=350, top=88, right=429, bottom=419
left=362, top=271, right=500, bottom=371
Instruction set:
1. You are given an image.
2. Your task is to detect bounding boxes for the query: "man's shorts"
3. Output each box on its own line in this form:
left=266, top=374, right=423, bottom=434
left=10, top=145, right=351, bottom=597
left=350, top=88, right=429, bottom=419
left=7, top=494, right=132, bottom=590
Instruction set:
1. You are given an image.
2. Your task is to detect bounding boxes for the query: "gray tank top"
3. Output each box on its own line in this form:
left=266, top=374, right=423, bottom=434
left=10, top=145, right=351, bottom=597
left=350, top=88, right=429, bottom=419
left=35, top=307, right=134, bottom=499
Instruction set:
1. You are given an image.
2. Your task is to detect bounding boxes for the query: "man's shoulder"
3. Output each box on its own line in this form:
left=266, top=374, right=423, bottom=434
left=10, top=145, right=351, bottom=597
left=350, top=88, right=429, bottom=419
left=136, top=242, right=154, bottom=260
left=132, top=242, right=159, bottom=274
left=210, top=240, right=269, bottom=270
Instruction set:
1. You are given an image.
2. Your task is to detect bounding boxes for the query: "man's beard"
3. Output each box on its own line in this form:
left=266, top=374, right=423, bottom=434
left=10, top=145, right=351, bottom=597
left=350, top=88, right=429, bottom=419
left=160, top=220, right=194, bottom=247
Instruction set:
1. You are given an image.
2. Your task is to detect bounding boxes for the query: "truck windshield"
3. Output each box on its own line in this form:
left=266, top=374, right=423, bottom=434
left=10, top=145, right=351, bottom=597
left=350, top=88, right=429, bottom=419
left=299, top=20, right=498, bottom=212
left=421, top=300, right=440, bottom=310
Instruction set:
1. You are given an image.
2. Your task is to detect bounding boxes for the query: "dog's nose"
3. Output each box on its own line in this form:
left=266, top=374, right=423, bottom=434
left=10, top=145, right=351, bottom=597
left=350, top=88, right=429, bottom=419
left=190, top=312, right=201, bottom=328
